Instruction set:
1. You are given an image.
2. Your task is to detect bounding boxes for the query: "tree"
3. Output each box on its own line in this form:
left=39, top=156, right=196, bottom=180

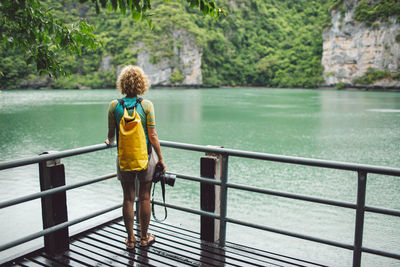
left=0, top=0, right=223, bottom=77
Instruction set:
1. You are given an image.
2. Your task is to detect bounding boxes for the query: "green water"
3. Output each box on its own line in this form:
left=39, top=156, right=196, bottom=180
left=0, top=88, right=399, bottom=266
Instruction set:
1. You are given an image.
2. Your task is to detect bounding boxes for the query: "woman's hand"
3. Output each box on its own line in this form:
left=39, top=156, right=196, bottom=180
left=158, top=159, right=166, bottom=173
left=105, top=138, right=114, bottom=146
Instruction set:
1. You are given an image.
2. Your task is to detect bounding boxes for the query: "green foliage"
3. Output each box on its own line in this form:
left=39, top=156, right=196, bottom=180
left=0, top=0, right=223, bottom=81
left=199, top=0, right=330, bottom=88
left=329, top=0, right=344, bottom=12
left=53, top=70, right=116, bottom=89
left=81, top=0, right=224, bottom=23
left=393, top=73, right=400, bottom=80
left=1, top=0, right=337, bottom=89
left=325, top=71, right=335, bottom=77
left=396, top=34, right=400, bottom=43
left=0, top=47, right=35, bottom=89
left=0, top=0, right=100, bottom=78
left=335, top=82, right=345, bottom=89
left=371, top=22, right=380, bottom=30
left=170, top=69, right=185, bottom=84
left=353, top=67, right=394, bottom=85
left=354, top=0, right=400, bottom=27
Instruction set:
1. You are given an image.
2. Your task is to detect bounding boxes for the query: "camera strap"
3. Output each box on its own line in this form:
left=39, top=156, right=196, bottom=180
left=151, top=177, right=168, bottom=222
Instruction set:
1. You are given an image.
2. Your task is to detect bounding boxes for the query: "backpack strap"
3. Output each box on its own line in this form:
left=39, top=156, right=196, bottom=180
left=120, top=97, right=142, bottom=110
left=117, top=98, right=125, bottom=106
left=137, top=97, right=152, bottom=155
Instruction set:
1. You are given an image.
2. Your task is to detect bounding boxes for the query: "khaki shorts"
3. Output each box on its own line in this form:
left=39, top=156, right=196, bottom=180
left=117, top=148, right=158, bottom=183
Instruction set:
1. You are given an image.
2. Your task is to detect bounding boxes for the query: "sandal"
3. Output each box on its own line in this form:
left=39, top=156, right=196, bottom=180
left=125, top=238, right=136, bottom=250
left=140, top=233, right=155, bottom=247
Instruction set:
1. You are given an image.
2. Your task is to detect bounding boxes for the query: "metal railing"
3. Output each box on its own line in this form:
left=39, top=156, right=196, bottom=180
left=0, top=141, right=399, bottom=267
left=0, top=144, right=120, bottom=254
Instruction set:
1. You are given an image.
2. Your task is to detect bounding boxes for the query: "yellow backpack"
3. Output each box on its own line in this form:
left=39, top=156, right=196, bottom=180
left=117, top=99, right=148, bottom=172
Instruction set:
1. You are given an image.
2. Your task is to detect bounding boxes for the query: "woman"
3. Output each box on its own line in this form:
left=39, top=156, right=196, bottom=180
left=105, top=65, right=166, bottom=249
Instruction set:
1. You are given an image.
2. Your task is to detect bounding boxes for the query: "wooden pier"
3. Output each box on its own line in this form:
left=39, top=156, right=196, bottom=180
left=1, top=141, right=399, bottom=266
left=5, top=217, right=325, bottom=267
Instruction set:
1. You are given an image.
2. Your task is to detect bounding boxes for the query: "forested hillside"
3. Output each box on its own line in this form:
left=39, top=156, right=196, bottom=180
left=1, top=0, right=333, bottom=89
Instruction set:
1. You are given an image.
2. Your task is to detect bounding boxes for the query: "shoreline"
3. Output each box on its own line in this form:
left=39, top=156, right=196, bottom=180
left=1, top=85, right=400, bottom=92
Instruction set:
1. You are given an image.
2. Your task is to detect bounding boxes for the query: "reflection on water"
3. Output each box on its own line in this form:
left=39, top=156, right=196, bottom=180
left=0, top=88, right=399, bottom=266
left=367, top=109, right=400, bottom=113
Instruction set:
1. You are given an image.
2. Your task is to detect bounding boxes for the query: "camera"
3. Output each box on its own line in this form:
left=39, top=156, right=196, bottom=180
left=153, top=163, right=176, bottom=187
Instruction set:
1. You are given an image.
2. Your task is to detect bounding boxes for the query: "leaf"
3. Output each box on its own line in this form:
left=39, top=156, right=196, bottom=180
left=95, top=1, right=100, bottom=14
left=132, top=10, right=141, bottom=21
left=119, top=0, right=126, bottom=15
left=99, top=0, right=107, bottom=8
left=146, top=17, right=153, bottom=30
left=111, top=0, right=118, bottom=11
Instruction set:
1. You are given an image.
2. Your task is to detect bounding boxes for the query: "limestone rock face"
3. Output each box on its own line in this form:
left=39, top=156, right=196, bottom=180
left=100, top=55, right=112, bottom=71
left=322, top=1, right=400, bottom=87
left=133, top=30, right=202, bottom=86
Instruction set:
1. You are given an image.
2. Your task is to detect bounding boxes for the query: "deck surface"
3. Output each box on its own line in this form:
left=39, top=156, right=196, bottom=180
left=7, top=218, right=326, bottom=266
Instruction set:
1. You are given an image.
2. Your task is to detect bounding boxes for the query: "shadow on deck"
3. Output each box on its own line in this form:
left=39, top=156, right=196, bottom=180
left=6, top=218, right=326, bottom=267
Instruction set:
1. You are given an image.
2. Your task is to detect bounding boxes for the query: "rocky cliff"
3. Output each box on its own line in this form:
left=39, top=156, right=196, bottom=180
left=322, top=0, right=400, bottom=88
left=107, top=29, right=202, bottom=87
left=135, top=30, right=202, bottom=86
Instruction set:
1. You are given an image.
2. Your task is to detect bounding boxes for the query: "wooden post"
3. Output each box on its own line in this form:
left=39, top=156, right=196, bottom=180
left=38, top=152, right=69, bottom=255
left=200, top=149, right=223, bottom=242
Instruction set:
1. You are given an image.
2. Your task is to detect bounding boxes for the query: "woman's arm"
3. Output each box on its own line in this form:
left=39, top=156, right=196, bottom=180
left=105, top=127, right=115, bottom=145
left=105, top=101, right=116, bottom=145
left=147, top=127, right=166, bottom=172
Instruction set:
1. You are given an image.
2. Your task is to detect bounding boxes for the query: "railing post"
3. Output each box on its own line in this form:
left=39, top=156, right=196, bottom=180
left=38, top=152, right=69, bottom=255
left=200, top=154, right=219, bottom=242
left=353, top=171, right=367, bottom=267
left=200, top=147, right=228, bottom=245
left=219, top=153, right=228, bottom=247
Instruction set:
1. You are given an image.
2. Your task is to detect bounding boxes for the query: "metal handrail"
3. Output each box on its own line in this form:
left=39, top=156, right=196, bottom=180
left=0, top=173, right=116, bottom=209
left=2, top=140, right=399, bottom=175
left=175, top=173, right=400, bottom=217
left=160, top=140, right=400, bottom=176
left=160, top=140, right=400, bottom=266
left=0, top=143, right=116, bottom=171
left=1, top=141, right=399, bottom=266
left=0, top=204, right=121, bottom=252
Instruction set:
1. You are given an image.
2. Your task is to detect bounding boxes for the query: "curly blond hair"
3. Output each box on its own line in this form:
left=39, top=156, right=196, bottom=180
left=117, top=65, right=150, bottom=96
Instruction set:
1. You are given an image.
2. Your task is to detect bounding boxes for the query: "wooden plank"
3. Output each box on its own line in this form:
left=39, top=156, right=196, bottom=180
left=106, top=224, right=240, bottom=266
left=225, top=241, right=327, bottom=267
left=140, top=221, right=288, bottom=266
left=60, top=250, right=107, bottom=267
left=75, top=231, right=187, bottom=266
left=70, top=242, right=126, bottom=267
left=26, top=255, right=70, bottom=267
left=148, top=220, right=324, bottom=267
left=110, top=221, right=287, bottom=267
left=87, top=229, right=204, bottom=266
left=73, top=237, right=157, bottom=266
left=10, top=262, right=41, bottom=267
left=146, top=225, right=286, bottom=266
left=3, top=258, right=45, bottom=267
left=99, top=225, right=217, bottom=266
left=5, top=217, right=329, bottom=267
left=39, top=251, right=93, bottom=267
left=72, top=239, right=146, bottom=267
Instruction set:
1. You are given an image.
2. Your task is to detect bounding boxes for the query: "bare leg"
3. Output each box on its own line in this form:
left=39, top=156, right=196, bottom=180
left=138, top=180, right=152, bottom=239
left=121, top=180, right=136, bottom=242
